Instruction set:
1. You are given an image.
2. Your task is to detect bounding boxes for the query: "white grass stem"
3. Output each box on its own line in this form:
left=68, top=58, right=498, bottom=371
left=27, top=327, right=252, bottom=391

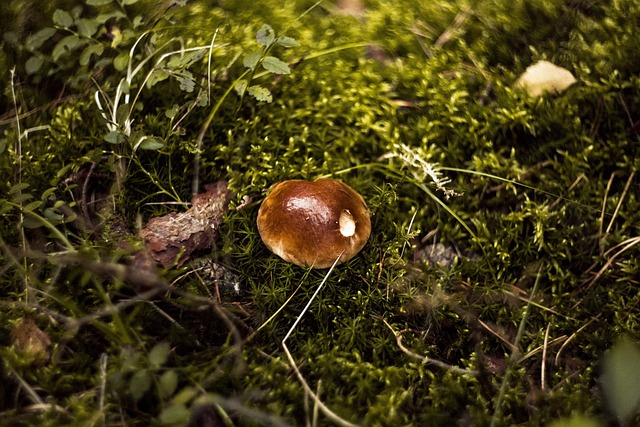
left=10, top=67, right=30, bottom=300
left=605, top=171, right=634, bottom=235
left=281, top=255, right=358, bottom=427
left=541, top=323, right=550, bottom=391
left=207, top=29, right=219, bottom=105
left=99, top=353, right=107, bottom=419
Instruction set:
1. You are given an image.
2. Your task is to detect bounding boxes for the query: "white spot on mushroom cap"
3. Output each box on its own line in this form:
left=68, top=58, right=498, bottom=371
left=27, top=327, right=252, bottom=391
left=339, top=209, right=355, bottom=237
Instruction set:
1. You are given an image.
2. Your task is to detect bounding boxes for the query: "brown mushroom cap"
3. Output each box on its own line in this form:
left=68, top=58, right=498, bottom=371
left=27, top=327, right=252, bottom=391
left=256, top=178, right=371, bottom=268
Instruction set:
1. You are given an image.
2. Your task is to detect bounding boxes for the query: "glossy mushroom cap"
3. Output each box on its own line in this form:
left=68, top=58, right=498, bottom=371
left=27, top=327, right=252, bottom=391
left=256, top=178, right=371, bottom=268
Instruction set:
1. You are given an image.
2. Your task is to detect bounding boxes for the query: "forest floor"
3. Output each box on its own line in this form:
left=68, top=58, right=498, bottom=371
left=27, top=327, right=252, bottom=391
left=1, top=0, right=640, bottom=426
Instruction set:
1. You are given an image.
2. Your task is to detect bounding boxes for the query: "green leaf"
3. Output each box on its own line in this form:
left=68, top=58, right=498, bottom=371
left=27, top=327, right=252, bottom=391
left=53, top=164, right=74, bottom=184
left=149, top=342, right=171, bottom=367
left=277, top=36, right=300, bottom=48
left=113, top=52, right=129, bottom=71
left=10, top=183, right=31, bottom=194
left=234, top=79, right=248, bottom=96
left=0, top=138, right=5, bottom=155
left=64, top=211, right=77, bottom=223
left=129, top=370, right=151, bottom=401
left=0, top=201, right=12, bottom=216
left=120, top=347, right=139, bottom=372
left=132, top=15, right=144, bottom=28
left=167, top=50, right=205, bottom=69
left=243, top=51, right=261, bottom=69
left=261, top=56, right=290, bottom=74
left=23, top=200, right=43, bottom=212
left=25, top=28, right=56, bottom=51
left=601, top=336, right=640, bottom=422
left=53, top=9, right=74, bottom=28
left=170, top=386, right=197, bottom=405
left=175, top=70, right=195, bottom=92
left=118, top=79, right=130, bottom=95
left=52, top=35, right=81, bottom=62
left=12, top=193, right=33, bottom=204
left=79, top=44, right=104, bottom=66
left=41, top=188, right=57, bottom=201
left=196, top=92, right=208, bottom=107
left=137, top=136, right=165, bottom=151
left=22, top=216, right=43, bottom=229
left=77, top=18, right=100, bottom=37
left=159, top=370, right=178, bottom=399
left=165, top=105, right=180, bottom=120
left=86, top=147, right=104, bottom=163
left=95, top=10, right=126, bottom=24
left=104, top=131, right=126, bottom=144
left=4, top=31, right=18, bottom=46
left=43, top=207, right=65, bottom=223
left=86, top=0, right=113, bottom=5
left=256, top=24, right=275, bottom=47
left=115, top=103, right=129, bottom=123
left=248, top=85, right=272, bottom=103
left=146, top=69, right=169, bottom=88
left=123, top=0, right=140, bottom=4
left=158, top=404, right=190, bottom=425
left=25, top=56, right=44, bottom=75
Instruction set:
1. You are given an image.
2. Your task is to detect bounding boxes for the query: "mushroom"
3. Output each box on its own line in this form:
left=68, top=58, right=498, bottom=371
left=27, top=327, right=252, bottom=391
left=256, top=178, right=371, bottom=268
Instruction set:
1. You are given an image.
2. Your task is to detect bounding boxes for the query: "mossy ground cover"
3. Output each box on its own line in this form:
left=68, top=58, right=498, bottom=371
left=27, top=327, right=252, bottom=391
left=1, top=0, right=640, bottom=425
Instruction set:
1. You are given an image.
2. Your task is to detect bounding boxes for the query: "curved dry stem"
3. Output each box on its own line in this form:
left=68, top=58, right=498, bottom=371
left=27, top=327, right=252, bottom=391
left=381, top=318, right=478, bottom=376
left=281, top=254, right=359, bottom=427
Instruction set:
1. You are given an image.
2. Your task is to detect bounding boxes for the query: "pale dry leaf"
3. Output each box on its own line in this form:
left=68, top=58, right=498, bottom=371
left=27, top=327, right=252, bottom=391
left=514, top=60, right=577, bottom=97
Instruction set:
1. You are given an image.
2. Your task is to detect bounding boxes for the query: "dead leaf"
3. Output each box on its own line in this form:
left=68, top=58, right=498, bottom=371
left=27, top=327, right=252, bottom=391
left=138, top=181, right=232, bottom=268
left=11, top=318, right=52, bottom=365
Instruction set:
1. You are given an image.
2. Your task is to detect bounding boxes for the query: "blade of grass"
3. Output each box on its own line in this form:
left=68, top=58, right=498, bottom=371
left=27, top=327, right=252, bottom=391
left=491, top=261, right=544, bottom=427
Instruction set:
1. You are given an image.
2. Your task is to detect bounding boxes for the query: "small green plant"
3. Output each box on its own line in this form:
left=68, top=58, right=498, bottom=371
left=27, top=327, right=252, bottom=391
left=234, top=23, right=299, bottom=103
